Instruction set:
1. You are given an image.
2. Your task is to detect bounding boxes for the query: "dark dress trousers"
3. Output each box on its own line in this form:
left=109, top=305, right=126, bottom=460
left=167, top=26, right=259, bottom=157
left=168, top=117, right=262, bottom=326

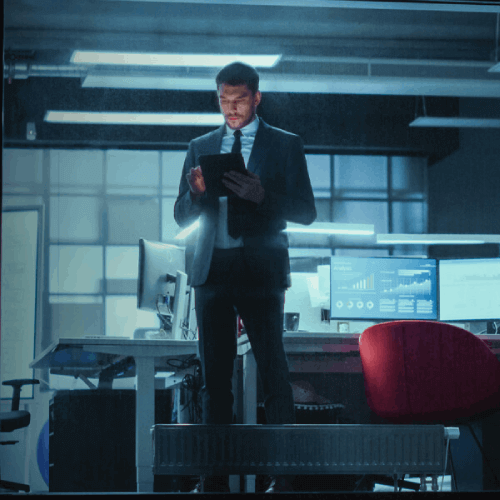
left=174, top=119, right=316, bottom=424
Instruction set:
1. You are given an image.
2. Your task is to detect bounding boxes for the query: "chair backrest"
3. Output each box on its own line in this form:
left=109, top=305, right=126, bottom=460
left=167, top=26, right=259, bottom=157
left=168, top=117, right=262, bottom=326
left=359, top=320, right=500, bottom=423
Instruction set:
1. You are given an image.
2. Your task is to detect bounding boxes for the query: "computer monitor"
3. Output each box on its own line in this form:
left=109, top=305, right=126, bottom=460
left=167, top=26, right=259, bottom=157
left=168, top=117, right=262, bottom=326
left=137, top=239, right=188, bottom=339
left=439, top=258, right=500, bottom=322
left=330, top=256, right=437, bottom=320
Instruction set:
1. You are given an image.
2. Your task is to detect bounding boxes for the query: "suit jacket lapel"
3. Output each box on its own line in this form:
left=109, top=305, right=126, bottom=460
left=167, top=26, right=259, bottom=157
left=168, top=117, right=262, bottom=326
left=207, top=125, right=225, bottom=155
left=247, top=119, right=271, bottom=177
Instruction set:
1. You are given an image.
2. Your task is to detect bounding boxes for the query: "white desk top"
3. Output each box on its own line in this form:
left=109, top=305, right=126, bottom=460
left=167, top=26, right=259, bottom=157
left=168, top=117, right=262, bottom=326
left=31, top=332, right=500, bottom=371
left=29, top=337, right=199, bottom=377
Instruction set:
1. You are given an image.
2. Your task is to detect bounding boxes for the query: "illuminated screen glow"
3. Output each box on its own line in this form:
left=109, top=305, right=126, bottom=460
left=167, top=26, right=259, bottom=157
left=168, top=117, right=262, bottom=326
left=439, top=258, right=500, bottom=321
left=330, top=256, right=437, bottom=320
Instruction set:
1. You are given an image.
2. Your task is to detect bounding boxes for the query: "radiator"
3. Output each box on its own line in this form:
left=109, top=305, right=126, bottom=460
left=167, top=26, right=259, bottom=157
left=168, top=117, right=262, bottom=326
left=153, top=424, right=458, bottom=477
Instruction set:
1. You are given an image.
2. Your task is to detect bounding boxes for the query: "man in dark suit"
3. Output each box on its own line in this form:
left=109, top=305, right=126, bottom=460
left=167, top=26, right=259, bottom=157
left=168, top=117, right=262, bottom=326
left=174, top=62, right=316, bottom=492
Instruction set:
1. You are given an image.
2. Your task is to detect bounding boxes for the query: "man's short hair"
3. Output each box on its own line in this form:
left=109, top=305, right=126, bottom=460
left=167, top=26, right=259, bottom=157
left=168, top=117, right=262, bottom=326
left=216, top=62, right=260, bottom=95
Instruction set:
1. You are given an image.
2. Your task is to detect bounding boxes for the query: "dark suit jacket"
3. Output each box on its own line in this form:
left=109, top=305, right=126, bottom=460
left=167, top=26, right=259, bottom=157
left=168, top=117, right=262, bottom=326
left=174, top=118, right=317, bottom=287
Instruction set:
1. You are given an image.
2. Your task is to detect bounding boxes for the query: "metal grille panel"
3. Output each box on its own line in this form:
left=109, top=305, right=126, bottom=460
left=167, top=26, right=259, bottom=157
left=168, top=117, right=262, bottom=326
left=153, top=424, right=453, bottom=476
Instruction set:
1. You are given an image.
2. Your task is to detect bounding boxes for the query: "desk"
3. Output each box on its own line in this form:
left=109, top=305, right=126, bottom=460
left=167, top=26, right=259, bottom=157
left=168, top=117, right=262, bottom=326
left=238, top=332, right=500, bottom=424
left=31, top=334, right=500, bottom=492
left=237, top=332, right=500, bottom=492
left=30, top=337, right=198, bottom=493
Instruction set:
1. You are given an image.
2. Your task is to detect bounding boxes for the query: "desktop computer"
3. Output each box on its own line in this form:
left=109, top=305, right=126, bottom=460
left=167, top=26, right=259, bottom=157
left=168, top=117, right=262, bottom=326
left=49, top=390, right=173, bottom=492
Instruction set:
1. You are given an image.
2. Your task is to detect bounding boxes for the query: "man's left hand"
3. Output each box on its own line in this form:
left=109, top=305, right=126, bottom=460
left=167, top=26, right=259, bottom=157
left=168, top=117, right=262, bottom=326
left=222, top=170, right=265, bottom=204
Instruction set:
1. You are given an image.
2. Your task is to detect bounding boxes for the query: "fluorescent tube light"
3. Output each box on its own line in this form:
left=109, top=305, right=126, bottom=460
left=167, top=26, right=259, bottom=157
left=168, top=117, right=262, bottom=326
left=176, top=221, right=374, bottom=239
left=376, top=234, right=500, bottom=245
left=286, top=223, right=374, bottom=236
left=82, top=74, right=500, bottom=97
left=44, top=111, right=224, bottom=126
left=82, top=74, right=215, bottom=90
left=289, top=248, right=332, bottom=258
left=409, top=117, right=500, bottom=128
left=71, top=51, right=281, bottom=68
left=175, top=220, right=200, bottom=240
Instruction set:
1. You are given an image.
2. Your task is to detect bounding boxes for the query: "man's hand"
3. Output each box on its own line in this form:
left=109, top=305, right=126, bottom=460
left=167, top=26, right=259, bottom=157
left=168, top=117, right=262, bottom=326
left=223, top=170, right=265, bottom=204
left=187, top=166, right=206, bottom=199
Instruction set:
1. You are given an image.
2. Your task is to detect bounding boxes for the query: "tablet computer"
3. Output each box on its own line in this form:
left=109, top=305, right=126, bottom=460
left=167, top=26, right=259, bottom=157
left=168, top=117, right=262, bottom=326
left=199, top=153, right=247, bottom=197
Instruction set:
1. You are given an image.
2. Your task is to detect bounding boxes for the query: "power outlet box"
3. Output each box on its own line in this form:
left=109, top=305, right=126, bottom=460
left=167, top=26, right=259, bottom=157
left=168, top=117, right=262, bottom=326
left=338, top=321, right=349, bottom=333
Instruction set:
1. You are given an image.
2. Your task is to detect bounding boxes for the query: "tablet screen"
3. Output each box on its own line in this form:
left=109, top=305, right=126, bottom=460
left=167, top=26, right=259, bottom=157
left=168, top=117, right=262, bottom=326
left=199, top=153, right=246, bottom=197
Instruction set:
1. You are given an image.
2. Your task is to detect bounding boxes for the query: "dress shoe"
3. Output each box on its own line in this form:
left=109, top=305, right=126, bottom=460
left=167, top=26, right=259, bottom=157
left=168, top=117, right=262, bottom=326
left=190, top=475, right=230, bottom=493
left=265, top=476, right=294, bottom=493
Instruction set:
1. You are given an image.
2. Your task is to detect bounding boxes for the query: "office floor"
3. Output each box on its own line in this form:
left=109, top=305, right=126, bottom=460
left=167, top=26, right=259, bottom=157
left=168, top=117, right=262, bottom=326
left=1, top=475, right=452, bottom=495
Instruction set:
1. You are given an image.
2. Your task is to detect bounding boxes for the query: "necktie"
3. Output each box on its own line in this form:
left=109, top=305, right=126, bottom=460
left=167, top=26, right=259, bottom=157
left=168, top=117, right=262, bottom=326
left=231, top=129, right=242, bottom=154
left=228, top=130, right=243, bottom=239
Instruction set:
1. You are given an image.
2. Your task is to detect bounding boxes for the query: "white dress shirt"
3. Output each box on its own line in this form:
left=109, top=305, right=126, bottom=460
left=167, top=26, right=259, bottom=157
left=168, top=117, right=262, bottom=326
left=214, top=116, right=259, bottom=249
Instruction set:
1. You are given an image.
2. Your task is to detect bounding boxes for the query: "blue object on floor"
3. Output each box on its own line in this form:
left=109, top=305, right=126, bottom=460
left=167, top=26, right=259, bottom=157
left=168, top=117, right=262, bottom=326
left=36, top=419, right=49, bottom=487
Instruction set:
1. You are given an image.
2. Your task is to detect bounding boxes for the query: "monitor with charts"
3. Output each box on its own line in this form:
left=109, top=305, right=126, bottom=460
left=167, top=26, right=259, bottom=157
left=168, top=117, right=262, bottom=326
left=330, top=256, right=437, bottom=320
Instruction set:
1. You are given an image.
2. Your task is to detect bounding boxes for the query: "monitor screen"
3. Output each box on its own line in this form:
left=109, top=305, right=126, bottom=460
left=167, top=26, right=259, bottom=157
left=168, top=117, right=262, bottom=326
left=330, top=256, right=437, bottom=320
left=439, top=258, right=500, bottom=321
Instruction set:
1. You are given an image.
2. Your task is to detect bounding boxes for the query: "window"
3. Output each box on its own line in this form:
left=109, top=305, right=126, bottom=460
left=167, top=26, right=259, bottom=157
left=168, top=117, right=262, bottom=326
left=3, top=148, right=428, bottom=336
left=46, top=149, right=183, bottom=337
left=290, top=153, right=427, bottom=266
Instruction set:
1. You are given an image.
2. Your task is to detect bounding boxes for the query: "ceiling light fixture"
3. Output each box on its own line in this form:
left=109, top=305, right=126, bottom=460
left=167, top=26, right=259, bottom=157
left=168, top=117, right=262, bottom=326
left=81, top=73, right=500, bottom=97
left=285, top=223, right=374, bottom=236
left=71, top=51, right=281, bottom=68
left=289, top=248, right=332, bottom=258
left=409, top=117, right=500, bottom=128
left=175, top=222, right=374, bottom=240
left=409, top=94, right=500, bottom=128
left=377, top=234, right=500, bottom=245
left=44, top=111, right=224, bottom=126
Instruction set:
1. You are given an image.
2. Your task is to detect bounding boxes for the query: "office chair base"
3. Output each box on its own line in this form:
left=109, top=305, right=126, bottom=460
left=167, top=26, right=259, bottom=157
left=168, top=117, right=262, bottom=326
left=367, top=474, right=421, bottom=492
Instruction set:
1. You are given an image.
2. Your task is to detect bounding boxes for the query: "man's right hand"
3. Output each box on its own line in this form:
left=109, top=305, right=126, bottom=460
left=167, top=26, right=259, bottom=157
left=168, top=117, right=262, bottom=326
left=187, top=166, right=206, bottom=199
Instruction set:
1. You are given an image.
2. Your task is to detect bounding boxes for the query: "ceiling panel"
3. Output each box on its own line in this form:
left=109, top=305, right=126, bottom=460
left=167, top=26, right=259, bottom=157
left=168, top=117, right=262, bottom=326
left=3, top=0, right=499, bottom=148
left=5, top=1, right=499, bottom=74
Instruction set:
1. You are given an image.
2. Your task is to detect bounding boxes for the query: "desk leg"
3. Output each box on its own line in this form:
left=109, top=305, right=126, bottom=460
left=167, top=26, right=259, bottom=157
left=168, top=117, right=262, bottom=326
left=243, top=351, right=257, bottom=493
left=135, top=357, right=155, bottom=493
left=230, top=357, right=241, bottom=493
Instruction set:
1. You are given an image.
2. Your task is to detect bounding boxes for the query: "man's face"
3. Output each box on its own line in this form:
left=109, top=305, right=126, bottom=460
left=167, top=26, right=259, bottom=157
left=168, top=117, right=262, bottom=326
left=218, top=83, right=261, bottom=130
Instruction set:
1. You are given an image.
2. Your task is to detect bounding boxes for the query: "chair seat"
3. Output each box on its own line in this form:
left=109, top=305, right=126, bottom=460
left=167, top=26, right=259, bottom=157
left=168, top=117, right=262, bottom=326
left=0, top=410, right=31, bottom=433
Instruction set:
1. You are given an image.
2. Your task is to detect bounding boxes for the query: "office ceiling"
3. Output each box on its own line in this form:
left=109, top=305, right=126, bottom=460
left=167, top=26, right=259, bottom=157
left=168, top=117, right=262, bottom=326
left=4, top=0, right=500, bottom=97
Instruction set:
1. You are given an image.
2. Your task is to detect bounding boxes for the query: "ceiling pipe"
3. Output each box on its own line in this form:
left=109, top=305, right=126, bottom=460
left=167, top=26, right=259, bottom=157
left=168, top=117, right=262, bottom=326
left=3, top=55, right=496, bottom=80
left=3, top=63, right=88, bottom=80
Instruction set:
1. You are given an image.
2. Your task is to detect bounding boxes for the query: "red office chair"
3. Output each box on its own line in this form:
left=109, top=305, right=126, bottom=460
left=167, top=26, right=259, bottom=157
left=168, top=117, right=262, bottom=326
left=359, top=320, right=500, bottom=491
left=0, top=379, right=40, bottom=493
